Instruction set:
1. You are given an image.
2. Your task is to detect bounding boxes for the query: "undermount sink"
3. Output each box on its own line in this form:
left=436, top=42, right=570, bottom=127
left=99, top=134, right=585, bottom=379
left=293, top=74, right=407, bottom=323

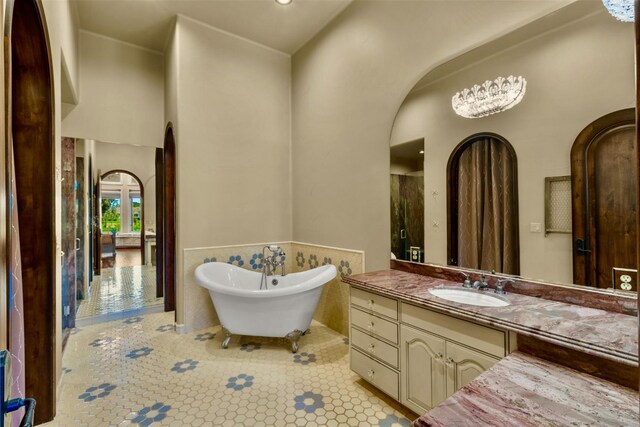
left=428, top=287, right=510, bottom=307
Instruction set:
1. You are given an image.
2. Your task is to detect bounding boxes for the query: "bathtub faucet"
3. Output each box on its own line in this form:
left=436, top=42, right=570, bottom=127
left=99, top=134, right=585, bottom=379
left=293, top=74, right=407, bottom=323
left=260, top=245, right=286, bottom=289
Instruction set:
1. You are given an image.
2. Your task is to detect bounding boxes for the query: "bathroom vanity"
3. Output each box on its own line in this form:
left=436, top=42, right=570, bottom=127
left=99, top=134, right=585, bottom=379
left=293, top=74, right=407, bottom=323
left=344, top=264, right=639, bottom=424
left=350, top=287, right=514, bottom=414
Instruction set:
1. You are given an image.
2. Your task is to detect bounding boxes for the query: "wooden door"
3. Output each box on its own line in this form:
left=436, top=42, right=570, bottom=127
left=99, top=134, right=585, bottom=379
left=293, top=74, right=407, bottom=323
left=400, top=325, right=446, bottom=414
left=94, top=170, right=102, bottom=275
left=8, top=0, right=57, bottom=420
left=571, top=109, right=637, bottom=290
left=445, top=341, right=498, bottom=397
left=155, top=148, right=164, bottom=297
left=88, top=157, right=93, bottom=284
left=163, top=125, right=176, bottom=311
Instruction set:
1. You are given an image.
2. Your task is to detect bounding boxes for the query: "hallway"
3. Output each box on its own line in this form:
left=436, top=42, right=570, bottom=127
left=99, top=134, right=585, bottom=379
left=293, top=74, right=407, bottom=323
left=76, top=257, right=162, bottom=320
left=45, top=312, right=415, bottom=426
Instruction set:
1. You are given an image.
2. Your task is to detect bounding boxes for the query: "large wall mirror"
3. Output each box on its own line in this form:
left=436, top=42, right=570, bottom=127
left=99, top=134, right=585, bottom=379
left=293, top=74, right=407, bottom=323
left=389, top=1, right=637, bottom=294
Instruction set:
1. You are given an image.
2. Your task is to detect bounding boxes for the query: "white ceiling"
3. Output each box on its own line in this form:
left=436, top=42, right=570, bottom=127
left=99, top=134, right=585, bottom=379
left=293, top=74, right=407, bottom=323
left=73, top=0, right=354, bottom=54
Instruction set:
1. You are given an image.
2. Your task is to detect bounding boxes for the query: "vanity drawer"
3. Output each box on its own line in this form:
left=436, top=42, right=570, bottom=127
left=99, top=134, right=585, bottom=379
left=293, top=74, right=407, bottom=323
left=351, top=288, right=398, bottom=320
left=351, top=327, right=399, bottom=368
left=351, top=348, right=399, bottom=400
left=351, top=307, right=398, bottom=344
left=401, top=302, right=505, bottom=358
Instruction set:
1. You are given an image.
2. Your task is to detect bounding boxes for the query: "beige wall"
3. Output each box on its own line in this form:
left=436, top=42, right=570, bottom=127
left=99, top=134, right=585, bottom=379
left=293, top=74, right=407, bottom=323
left=41, top=0, right=80, bottom=395
left=62, top=30, right=164, bottom=147
left=172, top=16, right=291, bottom=326
left=390, top=11, right=634, bottom=284
left=164, top=19, right=181, bottom=323
left=95, top=141, right=157, bottom=231
left=291, top=0, right=572, bottom=272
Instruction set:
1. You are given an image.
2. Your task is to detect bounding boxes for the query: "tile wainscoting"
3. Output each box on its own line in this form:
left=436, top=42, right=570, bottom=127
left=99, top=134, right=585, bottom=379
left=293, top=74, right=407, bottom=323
left=183, top=242, right=364, bottom=335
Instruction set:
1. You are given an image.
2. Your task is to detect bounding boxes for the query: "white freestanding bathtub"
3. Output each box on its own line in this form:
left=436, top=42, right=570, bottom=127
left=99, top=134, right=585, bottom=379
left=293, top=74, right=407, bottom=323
left=194, top=262, right=337, bottom=352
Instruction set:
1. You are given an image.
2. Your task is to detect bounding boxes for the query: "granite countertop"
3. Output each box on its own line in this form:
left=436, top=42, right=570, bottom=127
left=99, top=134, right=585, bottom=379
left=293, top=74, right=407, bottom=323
left=412, top=352, right=639, bottom=427
left=343, top=270, right=638, bottom=365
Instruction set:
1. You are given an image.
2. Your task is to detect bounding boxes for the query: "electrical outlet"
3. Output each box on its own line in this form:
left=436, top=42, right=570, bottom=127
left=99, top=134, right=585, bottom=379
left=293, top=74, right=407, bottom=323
left=530, top=223, right=541, bottom=233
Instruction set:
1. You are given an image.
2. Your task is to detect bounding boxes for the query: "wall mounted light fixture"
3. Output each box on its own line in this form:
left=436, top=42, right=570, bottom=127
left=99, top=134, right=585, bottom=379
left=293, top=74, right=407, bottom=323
left=451, top=75, right=527, bottom=119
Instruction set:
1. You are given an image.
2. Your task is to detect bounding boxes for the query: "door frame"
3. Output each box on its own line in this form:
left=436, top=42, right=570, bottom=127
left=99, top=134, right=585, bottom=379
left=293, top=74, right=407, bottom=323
left=155, top=147, right=164, bottom=298
left=570, top=108, right=635, bottom=288
left=4, top=0, right=56, bottom=421
left=163, top=123, right=176, bottom=312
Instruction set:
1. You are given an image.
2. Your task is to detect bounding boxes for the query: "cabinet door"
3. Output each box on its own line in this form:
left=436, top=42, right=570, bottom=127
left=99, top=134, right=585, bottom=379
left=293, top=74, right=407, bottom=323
left=445, top=341, right=499, bottom=397
left=400, top=325, right=446, bottom=414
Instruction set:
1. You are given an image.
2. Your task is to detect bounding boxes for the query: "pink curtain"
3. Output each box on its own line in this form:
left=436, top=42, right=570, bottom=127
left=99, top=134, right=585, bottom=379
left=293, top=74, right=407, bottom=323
left=9, top=152, right=26, bottom=425
left=457, top=137, right=519, bottom=275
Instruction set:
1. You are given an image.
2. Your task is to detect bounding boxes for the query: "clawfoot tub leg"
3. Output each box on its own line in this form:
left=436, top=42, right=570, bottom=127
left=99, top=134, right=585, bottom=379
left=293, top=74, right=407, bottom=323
left=286, top=330, right=304, bottom=353
left=221, top=327, right=232, bottom=349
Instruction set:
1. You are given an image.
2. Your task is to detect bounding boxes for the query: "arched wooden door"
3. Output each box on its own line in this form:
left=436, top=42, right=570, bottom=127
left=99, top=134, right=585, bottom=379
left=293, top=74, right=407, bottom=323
left=5, top=0, right=56, bottom=422
left=571, top=109, right=637, bottom=291
left=163, top=123, right=176, bottom=312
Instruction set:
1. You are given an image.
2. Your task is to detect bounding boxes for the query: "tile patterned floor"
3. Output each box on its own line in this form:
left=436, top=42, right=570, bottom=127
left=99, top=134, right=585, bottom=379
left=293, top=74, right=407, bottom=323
left=46, top=312, right=417, bottom=426
left=77, top=265, right=163, bottom=319
left=114, top=249, right=143, bottom=268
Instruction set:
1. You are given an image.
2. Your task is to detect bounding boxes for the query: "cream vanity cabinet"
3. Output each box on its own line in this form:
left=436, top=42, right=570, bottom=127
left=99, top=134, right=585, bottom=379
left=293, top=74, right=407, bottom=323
left=350, top=287, right=510, bottom=415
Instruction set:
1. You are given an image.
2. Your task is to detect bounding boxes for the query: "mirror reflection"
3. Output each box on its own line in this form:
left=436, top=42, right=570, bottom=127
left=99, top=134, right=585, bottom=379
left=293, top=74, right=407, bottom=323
left=389, top=2, right=637, bottom=292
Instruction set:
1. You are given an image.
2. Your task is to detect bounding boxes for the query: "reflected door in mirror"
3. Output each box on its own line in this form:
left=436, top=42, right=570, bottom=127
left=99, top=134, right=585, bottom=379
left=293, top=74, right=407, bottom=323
left=571, top=109, right=637, bottom=291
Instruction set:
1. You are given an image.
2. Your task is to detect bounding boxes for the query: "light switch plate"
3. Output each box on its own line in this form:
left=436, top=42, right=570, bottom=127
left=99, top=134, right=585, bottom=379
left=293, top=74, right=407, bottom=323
left=530, top=223, right=541, bottom=233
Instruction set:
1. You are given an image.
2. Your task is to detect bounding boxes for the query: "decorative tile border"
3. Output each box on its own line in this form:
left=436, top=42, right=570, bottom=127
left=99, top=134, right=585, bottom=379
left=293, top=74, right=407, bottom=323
left=291, top=242, right=364, bottom=336
left=182, top=242, right=364, bottom=335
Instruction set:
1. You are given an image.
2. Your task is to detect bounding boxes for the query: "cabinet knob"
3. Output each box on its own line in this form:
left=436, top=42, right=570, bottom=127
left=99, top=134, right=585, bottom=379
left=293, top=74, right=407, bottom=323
left=434, top=352, right=443, bottom=360
left=368, top=321, right=375, bottom=330
left=367, top=369, right=375, bottom=378
left=368, top=299, right=375, bottom=308
left=367, top=343, right=375, bottom=353
left=445, top=357, right=455, bottom=366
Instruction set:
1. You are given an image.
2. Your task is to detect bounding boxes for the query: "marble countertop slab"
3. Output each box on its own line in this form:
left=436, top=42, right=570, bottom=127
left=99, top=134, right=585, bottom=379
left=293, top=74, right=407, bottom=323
left=343, top=270, right=638, bottom=365
left=412, top=352, right=639, bottom=427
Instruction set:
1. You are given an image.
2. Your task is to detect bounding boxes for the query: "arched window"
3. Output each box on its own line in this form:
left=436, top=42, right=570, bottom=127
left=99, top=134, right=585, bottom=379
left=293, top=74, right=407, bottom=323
left=447, top=133, right=520, bottom=274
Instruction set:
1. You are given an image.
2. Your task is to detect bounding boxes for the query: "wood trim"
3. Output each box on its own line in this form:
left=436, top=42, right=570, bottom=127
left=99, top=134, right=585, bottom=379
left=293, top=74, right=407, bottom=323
left=570, top=108, right=635, bottom=287
left=94, top=173, right=101, bottom=276
left=6, top=0, right=56, bottom=422
left=635, top=0, right=639, bottom=389
left=446, top=132, right=520, bottom=273
left=99, top=169, right=145, bottom=263
left=155, top=147, right=164, bottom=297
left=163, top=123, right=176, bottom=312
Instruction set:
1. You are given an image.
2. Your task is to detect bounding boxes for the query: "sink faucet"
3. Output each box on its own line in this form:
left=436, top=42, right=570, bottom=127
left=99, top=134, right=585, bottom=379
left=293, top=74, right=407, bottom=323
left=473, top=273, right=488, bottom=291
left=496, top=278, right=514, bottom=295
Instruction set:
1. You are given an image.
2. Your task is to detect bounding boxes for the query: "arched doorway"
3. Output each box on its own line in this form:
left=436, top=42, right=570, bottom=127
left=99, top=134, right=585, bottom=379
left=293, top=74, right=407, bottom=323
left=162, top=123, right=176, bottom=313
left=99, top=169, right=145, bottom=266
left=5, top=0, right=56, bottom=422
left=447, top=133, right=520, bottom=275
left=571, top=108, right=637, bottom=290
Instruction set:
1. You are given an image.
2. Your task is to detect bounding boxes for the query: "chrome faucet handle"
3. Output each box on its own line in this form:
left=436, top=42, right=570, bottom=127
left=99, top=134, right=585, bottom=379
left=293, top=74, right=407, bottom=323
left=496, top=278, right=514, bottom=295
left=460, top=272, right=472, bottom=288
